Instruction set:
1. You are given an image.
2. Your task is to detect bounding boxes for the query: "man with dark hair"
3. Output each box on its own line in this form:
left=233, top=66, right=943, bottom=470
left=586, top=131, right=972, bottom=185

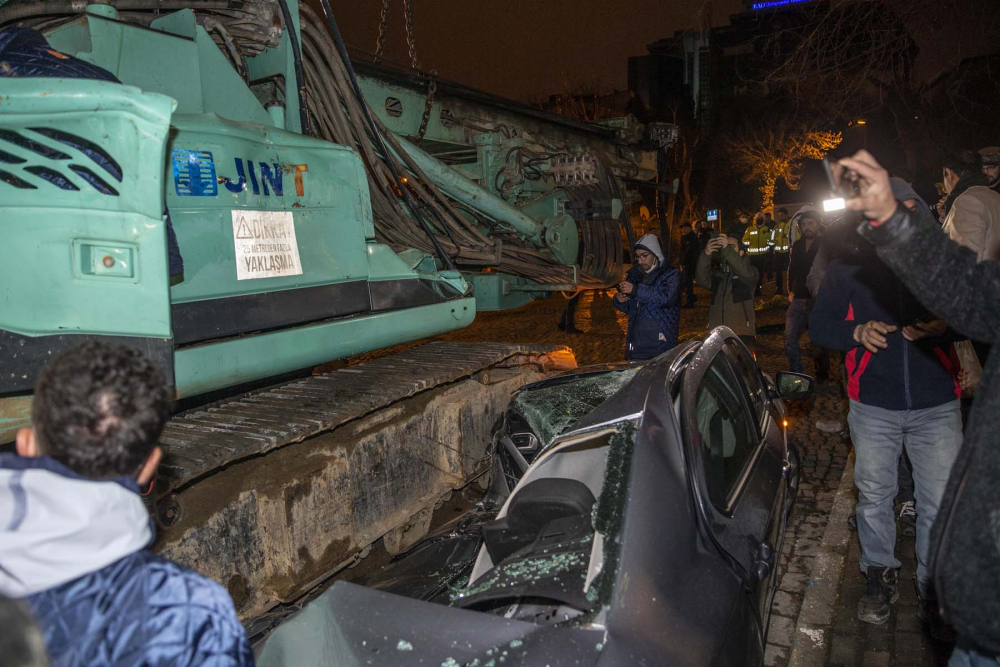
left=783, top=210, right=829, bottom=382
left=980, top=147, right=1000, bottom=194
left=0, top=342, right=253, bottom=667
left=679, top=222, right=700, bottom=307
left=809, top=206, right=961, bottom=631
left=838, top=148, right=1000, bottom=666
left=941, top=149, right=1000, bottom=262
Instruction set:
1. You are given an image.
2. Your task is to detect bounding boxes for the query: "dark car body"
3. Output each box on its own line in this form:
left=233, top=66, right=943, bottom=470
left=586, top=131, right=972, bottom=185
left=255, top=327, right=804, bottom=667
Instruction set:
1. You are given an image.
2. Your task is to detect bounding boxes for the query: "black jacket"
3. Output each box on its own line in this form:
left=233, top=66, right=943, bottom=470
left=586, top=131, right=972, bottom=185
left=860, top=203, right=1000, bottom=655
left=808, top=251, right=958, bottom=411
left=788, top=237, right=821, bottom=299
left=680, top=232, right=701, bottom=267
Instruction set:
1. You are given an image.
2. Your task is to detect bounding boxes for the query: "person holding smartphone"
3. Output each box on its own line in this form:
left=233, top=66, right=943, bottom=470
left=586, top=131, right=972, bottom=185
left=613, top=234, right=680, bottom=361
left=695, top=233, right=759, bottom=354
left=835, top=150, right=1000, bottom=664
left=809, top=158, right=963, bottom=638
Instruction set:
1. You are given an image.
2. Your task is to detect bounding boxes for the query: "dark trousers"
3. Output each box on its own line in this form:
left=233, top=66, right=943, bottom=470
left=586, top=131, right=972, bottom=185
left=773, top=252, right=789, bottom=295
left=558, top=293, right=581, bottom=330
left=750, top=256, right=768, bottom=295
left=682, top=263, right=697, bottom=304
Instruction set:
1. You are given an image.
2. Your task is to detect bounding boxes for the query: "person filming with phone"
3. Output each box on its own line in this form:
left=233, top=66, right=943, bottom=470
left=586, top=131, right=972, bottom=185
left=613, top=233, right=680, bottom=361
left=823, top=149, right=1000, bottom=665
left=810, top=153, right=967, bottom=643
left=695, top=232, right=759, bottom=354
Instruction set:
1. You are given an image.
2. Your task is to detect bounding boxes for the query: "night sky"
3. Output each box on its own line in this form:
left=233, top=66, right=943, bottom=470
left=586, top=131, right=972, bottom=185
left=329, top=0, right=744, bottom=101
left=328, top=0, right=997, bottom=103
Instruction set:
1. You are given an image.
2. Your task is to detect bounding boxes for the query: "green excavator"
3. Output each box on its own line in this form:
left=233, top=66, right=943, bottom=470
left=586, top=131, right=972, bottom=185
left=0, top=0, right=676, bottom=622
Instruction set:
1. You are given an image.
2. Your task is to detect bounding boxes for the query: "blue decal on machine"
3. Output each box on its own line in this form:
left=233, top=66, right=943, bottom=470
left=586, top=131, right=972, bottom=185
left=172, top=149, right=218, bottom=196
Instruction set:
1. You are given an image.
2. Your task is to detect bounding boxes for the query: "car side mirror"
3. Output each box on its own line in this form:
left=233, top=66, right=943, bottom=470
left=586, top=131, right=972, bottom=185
left=775, top=371, right=813, bottom=400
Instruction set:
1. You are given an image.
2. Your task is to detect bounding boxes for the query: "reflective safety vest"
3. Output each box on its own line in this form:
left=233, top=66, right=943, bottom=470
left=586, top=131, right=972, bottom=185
left=742, top=225, right=770, bottom=255
left=771, top=219, right=792, bottom=253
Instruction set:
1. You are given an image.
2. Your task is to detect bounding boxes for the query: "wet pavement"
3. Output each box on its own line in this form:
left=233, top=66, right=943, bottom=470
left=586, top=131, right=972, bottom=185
left=408, top=279, right=955, bottom=666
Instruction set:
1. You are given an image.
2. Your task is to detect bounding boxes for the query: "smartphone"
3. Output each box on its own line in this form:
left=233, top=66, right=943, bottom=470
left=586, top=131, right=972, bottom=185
left=822, top=157, right=856, bottom=199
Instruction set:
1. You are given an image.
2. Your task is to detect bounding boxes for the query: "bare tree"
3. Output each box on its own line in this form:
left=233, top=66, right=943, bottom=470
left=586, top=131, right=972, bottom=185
left=725, top=121, right=842, bottom=209
left=532, top=77, right=631, bottom=122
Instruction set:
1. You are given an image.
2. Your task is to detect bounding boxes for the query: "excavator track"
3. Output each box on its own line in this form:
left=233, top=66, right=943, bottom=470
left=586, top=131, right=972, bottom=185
left=151, top=341, right=575, bottom=620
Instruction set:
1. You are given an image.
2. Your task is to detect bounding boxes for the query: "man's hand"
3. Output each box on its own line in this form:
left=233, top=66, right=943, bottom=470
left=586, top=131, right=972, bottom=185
left=614, top=291, right=629, bottom=303
left=902, top=319, right=947, bottom=341
left=853, top=320, right=898, bottom=353
left=838, top=150, right=898, bottom=224
left=705, top=236, right=727, bottom=255
left=618, top=281, right=635, bottom=295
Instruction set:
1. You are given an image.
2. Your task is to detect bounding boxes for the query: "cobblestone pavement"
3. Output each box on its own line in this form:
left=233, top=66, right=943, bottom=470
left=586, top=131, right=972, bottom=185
left=360, top=279, right=951, bottom=666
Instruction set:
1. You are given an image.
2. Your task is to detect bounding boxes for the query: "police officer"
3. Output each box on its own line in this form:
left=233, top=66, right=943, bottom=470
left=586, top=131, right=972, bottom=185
left=741, top=212, right=770, bottom=296
left=770, top=207, right=793, bottom=296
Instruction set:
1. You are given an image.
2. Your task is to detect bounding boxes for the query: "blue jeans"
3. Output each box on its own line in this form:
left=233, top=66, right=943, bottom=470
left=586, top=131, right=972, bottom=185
left=950, top=643, right=1000, bottom=667
left=848, top=399, right=962, bottom=596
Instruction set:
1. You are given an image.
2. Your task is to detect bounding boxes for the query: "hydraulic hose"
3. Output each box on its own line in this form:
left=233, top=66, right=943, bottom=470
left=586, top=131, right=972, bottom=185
left=313, top=0, right=457, bottom=271
left=274, top=0, right=309, bottom=136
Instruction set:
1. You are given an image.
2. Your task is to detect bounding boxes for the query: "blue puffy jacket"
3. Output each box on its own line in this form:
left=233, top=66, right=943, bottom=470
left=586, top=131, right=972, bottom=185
left=0, top=455, right=253, bottom=667
left=614, top=265, right=681, bottom=361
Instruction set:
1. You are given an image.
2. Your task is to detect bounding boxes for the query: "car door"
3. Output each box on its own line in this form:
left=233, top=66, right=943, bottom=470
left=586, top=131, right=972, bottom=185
left=720, top=338, right=789, bottom=621
left=680, top=332, right=785, bottom=642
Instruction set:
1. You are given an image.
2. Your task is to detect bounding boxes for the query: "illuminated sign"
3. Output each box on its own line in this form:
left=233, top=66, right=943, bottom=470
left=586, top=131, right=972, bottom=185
left=750, top=0, right=813, bottom=9
left=706, top=209, right=719, bottom=221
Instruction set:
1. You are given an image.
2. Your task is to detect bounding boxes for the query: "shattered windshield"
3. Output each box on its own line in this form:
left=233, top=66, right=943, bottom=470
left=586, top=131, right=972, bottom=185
left=513, top=368, right=639, bottom=448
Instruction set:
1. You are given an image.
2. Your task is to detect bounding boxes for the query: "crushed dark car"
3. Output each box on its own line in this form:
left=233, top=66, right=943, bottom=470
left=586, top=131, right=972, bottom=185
left=255, top=327, right=809, bottom=667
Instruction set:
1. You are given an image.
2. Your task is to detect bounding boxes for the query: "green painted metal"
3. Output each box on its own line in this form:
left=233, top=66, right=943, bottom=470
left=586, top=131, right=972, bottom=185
left=0, top=13, right=477, bottom=413
left=0, top=79, right=175, bottom=338
left=45, top=8, right=272, bottom=127
left=393, top=133, right=549, bottom=243
left=542, top=214, right=580, bottom=266
left=173, top=297, right=475, bottom=398
left=165, top=114, right=374, bottom=306
left=465, top=274, right=535, bottom=311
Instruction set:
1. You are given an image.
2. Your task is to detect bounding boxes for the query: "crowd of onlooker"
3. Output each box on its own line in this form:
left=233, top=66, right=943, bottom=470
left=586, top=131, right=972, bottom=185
left=612, top=146, right=1000, bottom=666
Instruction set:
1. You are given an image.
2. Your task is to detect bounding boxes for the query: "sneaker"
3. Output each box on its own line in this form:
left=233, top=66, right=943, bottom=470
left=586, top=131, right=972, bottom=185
left=918, top=596, right=956, bottom=643
left=858, top=566, right=899, bottom=624
left=898, top=500, right=917, bottom=537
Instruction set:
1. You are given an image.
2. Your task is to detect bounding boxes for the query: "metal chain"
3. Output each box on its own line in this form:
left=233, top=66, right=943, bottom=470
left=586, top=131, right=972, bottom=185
left=374, top=0, right=391, bottom=63
left=403, top=0, right=420, bottom=70
left=416, top=73, right=436, bottom=141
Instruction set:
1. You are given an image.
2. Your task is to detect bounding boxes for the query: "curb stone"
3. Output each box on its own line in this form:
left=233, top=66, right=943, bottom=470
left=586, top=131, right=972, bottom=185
left=789, top=448, right=856, bottom=667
